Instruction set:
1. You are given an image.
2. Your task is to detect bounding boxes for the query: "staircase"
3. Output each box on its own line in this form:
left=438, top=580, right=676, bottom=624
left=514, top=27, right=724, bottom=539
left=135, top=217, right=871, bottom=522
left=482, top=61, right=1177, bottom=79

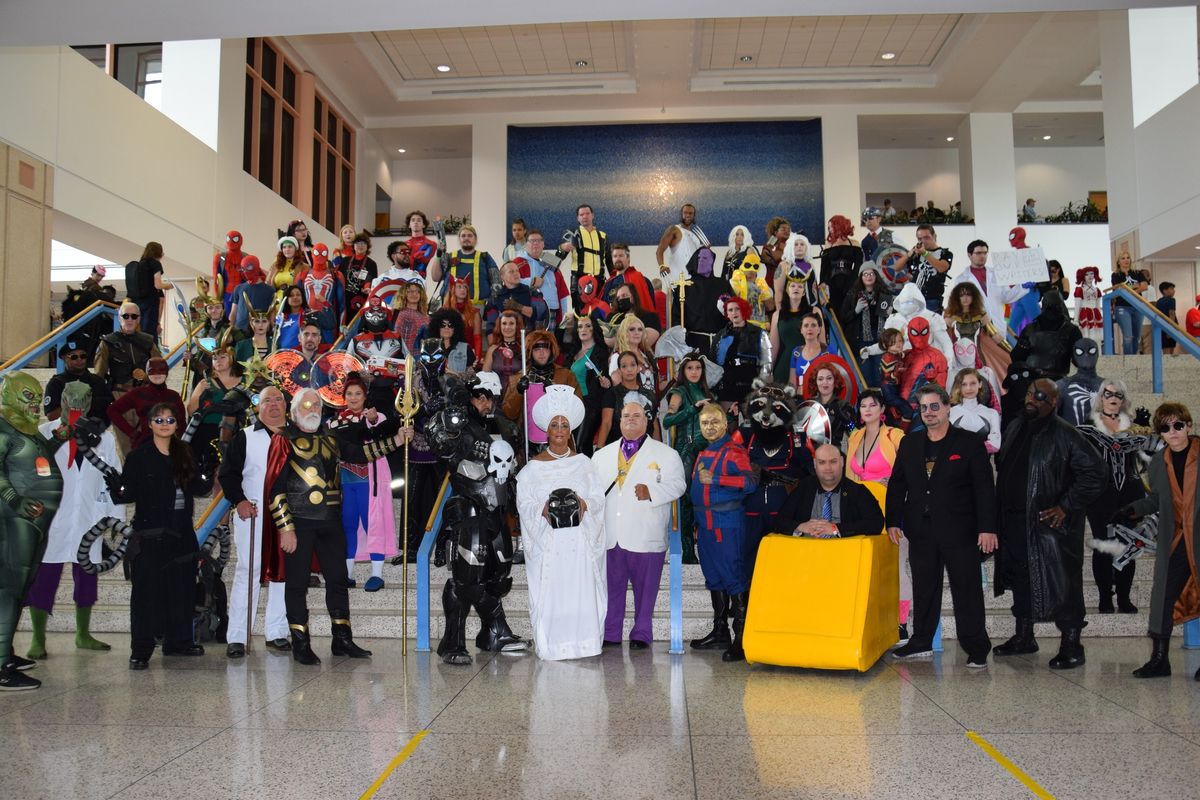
left=1095, top=353, right=1197, bottom=412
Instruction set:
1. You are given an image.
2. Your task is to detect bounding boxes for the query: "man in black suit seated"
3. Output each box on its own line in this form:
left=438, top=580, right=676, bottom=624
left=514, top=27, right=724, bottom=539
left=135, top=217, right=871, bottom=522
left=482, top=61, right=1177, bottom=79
left=885, top=384, right=997, bottom=668
left=775, top=444, right=884, bottom=538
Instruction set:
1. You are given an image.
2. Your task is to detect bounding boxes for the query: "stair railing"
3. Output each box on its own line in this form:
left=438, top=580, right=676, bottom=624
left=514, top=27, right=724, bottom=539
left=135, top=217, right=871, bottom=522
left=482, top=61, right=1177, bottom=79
left=1101, top=285, right=1200, bottom=393
left=0, top=300, right=119, bottom=375
left=416, top=474, right=452, bottom=652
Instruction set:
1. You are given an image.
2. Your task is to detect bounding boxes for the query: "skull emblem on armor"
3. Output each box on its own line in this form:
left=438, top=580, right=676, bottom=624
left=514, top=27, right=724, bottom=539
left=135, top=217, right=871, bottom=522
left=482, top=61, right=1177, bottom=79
left=487, top=439, right=516, bottom=483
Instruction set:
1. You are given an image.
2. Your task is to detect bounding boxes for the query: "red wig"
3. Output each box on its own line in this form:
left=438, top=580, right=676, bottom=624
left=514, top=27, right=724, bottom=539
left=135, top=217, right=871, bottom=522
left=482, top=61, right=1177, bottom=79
left=722, top=294, right=752, bottom=321
left=827, top=215, right=855, bottom=244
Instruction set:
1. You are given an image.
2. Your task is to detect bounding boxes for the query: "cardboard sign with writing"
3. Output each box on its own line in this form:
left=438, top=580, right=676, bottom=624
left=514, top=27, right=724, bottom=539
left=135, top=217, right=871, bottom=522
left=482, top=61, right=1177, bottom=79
left=990, top=247, right=1049, bottom=285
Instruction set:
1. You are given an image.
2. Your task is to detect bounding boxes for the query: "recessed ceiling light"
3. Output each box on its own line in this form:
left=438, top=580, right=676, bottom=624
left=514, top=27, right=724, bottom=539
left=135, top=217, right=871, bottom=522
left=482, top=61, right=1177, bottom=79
left=574, top=59, right=588, bottom=67
left=880, top=52, right=896, bottom=60
left=946, top=136, right=955, bottom=142
left=1194, top=245, right=1200, bottom=250
left=435, top=64, right=451, bottom=73
left=1042, top=135, right=1052, bottom=140
left=397, top=148, right=406, bottom=154
left=739, top=55, right=754, bottom=63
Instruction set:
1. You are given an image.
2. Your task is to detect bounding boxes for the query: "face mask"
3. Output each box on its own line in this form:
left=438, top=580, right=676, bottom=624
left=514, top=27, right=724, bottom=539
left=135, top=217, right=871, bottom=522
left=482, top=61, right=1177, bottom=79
left=615, top=299, right=633, bottom=312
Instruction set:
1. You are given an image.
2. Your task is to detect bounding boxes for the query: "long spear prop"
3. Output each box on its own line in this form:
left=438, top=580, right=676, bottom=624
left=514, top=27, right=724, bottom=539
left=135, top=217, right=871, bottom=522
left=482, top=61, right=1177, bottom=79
left=394, top=354, right=421, bottom=656
left=245, top=508, right=256, bottom=654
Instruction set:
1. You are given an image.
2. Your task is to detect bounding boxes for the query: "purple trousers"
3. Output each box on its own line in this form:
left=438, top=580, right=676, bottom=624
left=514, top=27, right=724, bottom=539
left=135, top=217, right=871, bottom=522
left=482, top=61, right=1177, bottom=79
left=24, top=562, right=98, bottom=612
left=604, top=544, right=665, bottom=643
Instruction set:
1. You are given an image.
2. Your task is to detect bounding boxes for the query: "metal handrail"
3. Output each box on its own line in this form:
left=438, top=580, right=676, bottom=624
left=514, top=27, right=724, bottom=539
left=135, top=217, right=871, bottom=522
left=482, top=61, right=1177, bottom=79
left=0, top=299, right=120, bottom=374
left=1101, top=285, right=1200, bottom=393
left=193, top=491, right=230, bottom=545
left=416, top=474, right=452, bottom=652
left=330, top=309, right=365, bottom=351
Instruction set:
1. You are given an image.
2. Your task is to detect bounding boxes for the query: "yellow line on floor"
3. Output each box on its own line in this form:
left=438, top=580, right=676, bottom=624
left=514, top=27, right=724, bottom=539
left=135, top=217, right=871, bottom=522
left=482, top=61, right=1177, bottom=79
left=966, top=731, right=1055, bottom=799
left=360, top=729, right=429, bottom=799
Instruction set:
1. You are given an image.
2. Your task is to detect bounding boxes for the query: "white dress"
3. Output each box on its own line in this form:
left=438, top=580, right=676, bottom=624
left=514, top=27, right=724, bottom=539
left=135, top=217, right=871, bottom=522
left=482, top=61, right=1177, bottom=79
left=516, top=454, right=607, bottom=661
left=950, top=398, right=1002, bottom=454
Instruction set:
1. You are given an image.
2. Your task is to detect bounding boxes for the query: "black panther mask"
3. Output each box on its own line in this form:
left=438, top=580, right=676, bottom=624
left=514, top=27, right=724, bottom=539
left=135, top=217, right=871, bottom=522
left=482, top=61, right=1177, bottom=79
left=419, top=338, right=447, bottom=378
left=546, top=488, right=581, bottom=529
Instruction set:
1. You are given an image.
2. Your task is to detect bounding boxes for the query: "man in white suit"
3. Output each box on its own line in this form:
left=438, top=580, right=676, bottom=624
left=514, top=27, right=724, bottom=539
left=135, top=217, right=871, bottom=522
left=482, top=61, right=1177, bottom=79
left=217, top=386, right=290, bottom=658
left=592, top=395, right=686, bottom=649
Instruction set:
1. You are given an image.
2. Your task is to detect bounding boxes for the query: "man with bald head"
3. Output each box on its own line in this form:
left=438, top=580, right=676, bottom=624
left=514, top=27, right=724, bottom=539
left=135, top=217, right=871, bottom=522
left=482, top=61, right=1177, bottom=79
left=776, top=444, right=884, bottom=538
left=994, top=378, right=1104, bottom=669
left=218, top=385, right=291, bottom=658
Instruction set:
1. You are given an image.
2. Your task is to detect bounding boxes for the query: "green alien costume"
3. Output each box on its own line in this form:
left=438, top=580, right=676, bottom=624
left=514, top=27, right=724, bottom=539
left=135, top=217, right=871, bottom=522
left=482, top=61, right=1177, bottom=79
left=0, top=372, right=64, bottom=688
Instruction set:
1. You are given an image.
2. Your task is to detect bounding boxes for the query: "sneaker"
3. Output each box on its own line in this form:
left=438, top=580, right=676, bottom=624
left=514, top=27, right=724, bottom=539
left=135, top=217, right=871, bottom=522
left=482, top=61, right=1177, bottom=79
left=5, top=655, right=35, bottom=672
left=0, top=668, right=41, bottom=691
left=897, top=624, right=910, bottom=645
left=966, top=653, right=989, bottom=669
left=892, top=641, right=934, bottom=659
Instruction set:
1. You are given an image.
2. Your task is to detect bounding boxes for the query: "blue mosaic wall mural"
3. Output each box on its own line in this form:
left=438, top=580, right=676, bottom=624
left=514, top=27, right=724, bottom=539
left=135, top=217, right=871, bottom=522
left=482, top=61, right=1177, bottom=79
left=506, top=120, right=824, bottom=248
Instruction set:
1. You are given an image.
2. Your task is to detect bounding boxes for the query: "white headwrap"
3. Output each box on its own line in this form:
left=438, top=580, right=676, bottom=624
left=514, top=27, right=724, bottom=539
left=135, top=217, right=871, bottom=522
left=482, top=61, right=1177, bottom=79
left=278, top=235, right=299, bottom=251
left=531, top=384, right=585, bottom=431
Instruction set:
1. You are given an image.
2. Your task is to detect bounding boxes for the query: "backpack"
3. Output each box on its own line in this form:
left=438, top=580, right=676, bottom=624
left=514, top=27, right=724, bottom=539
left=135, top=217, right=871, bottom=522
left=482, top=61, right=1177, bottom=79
left=124, top=260, right=144, bottom=299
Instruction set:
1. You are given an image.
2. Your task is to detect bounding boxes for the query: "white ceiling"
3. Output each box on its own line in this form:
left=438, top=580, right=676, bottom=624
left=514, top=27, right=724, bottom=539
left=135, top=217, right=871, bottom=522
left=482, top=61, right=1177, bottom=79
left=0, top=1, right=1169, bottom=47
left=373, top=125, right=472, bottom=160
left=858, top=111, right=1106, bottom=148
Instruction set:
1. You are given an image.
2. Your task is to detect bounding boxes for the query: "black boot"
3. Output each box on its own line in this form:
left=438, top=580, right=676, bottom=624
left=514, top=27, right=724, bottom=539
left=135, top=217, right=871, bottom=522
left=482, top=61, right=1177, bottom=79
left=474, top=593, right=526, bottom=652
left=437, top=581, right=473, bottom=665
left=1115, top=562, right=1138, bottom=613
left=289, top=624, right=321, bottom=665
left=1093, top=550, right=1115, bottom=613
left=1048, top=626, right=1085, bottom=670
left=330, top=615, right=371, bottom=658
left=1132, top=636, right=1171, bottom=678
left=722, top=593, right=749, bottom=663
left=993, top=617, right=1039, bottom=656
left=690, top=591, right=731, bottom=650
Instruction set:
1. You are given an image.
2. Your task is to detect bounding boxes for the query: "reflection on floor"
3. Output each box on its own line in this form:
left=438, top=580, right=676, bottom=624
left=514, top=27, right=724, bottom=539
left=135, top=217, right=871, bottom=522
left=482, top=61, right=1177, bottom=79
left=2, top=634, right=1198, bottom=799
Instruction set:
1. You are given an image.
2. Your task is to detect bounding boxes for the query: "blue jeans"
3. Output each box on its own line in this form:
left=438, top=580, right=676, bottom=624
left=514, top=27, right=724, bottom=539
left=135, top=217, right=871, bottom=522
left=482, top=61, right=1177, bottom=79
left=135, top=297, right=159, bottom=342
left=1114, top=305, right=1142, bottom=355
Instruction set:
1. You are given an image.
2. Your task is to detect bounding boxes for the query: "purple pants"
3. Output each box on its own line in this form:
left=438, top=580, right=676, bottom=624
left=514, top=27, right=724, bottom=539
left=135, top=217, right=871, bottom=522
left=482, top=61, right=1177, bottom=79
left=604, top=544, right=665, bottom=643
left=24, top=562, right=99, bottom=612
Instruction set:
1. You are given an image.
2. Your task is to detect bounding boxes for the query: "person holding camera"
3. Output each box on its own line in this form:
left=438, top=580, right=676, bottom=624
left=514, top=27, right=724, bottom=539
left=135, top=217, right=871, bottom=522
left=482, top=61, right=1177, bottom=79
left=890, top=224, right=953, bottom=313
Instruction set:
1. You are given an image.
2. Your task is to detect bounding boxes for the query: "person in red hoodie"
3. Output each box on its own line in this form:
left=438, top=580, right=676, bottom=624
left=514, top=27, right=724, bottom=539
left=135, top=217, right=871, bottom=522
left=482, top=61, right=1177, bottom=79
left=1186, top=294, right=1200, bottom=339
left=106, top=357, right=186, bottom=450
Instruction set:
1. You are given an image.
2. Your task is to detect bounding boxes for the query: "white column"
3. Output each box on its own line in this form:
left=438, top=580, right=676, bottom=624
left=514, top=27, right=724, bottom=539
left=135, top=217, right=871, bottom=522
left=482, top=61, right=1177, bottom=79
left=821, top=111, right=861, bottom=223
left=160, top=40, right=221, bottom=151
left=1099, top=11, right=1138, bottom=242
left=470, top=123, right=505, bottom=255
left=1129, top=7, right=1198, bottom=127
left=956, top=112, right=1016, bottom=248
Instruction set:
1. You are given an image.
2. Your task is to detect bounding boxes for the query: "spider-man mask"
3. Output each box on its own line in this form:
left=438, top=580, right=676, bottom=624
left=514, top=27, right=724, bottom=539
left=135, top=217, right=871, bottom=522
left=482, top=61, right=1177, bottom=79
left=907, top=318, right=931, bottom=349
left=226, top=230, right=243, bottom=252
left=312, top=243, right=330, bottom=270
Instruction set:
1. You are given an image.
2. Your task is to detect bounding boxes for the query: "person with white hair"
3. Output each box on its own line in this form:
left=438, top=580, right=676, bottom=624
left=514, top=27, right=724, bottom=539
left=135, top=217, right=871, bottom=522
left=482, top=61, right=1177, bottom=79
left=264, top=388, right=405, bottom=665
left=517, top=386, right=607, bottom=660
left=722, top=225, right=757, bottom=274
left=593, top=393, right=686, bottom=650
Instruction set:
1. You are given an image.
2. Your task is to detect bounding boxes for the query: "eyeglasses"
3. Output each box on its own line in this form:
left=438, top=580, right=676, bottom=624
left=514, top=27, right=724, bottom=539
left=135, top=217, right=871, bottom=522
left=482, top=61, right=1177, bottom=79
left=120, top=313, right=140, bottom=320
left=1102, top=389, right=1125, bottom=400
left=1158, top=421, right=1188, bottom=433
left=152, top=416, right=176, bottom=425
left=918, top=402, right=942, bottom=412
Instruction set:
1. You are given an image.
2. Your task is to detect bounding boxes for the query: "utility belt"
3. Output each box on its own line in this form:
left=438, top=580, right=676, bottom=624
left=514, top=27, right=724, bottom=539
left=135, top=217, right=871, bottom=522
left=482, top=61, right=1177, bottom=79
left=705, top=500, right=743, bottom=513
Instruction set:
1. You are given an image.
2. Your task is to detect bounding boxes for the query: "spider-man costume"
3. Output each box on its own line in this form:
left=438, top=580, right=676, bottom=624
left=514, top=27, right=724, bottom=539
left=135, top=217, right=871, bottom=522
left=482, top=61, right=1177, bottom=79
left=213, top=230, right=247, bottom=315
left=899, top=317, right=948, bottom=416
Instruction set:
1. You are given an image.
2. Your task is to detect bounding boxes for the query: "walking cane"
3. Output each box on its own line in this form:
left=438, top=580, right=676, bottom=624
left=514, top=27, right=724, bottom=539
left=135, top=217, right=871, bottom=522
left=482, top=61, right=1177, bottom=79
left=245, top=505, right=256, bottom=654
left=394, top=355, right=421, bottom=656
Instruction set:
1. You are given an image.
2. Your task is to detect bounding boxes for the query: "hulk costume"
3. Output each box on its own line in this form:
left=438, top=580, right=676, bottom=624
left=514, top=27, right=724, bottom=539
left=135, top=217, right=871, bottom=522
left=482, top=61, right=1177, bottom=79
left=0, top=372, right=65, bottom=691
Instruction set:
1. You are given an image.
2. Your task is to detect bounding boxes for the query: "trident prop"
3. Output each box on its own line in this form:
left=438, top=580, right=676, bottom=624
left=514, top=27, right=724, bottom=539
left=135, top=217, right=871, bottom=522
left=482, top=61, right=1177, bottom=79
left=394, top=354, right=421, bottom=655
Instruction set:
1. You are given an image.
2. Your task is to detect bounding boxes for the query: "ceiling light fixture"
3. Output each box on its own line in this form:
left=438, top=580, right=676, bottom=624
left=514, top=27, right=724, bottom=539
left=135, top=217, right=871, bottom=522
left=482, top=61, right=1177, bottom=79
left=574, top=59, right=588, bottom=67
left=946, top=136, right=955, bottom=142
left=397, top=148, right=406, bottom=153
left=1042, top=135, right=1052, bottom=140
left=436, top=64, right=451, bottom=73
left=739, top=55, right=754, bottom=63
left=880, top=52, right=896, bottom=60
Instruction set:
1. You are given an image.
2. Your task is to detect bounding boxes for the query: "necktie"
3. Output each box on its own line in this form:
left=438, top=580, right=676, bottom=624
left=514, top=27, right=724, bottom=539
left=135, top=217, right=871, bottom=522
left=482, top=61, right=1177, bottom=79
left=821, top=491, right=833, bottom=521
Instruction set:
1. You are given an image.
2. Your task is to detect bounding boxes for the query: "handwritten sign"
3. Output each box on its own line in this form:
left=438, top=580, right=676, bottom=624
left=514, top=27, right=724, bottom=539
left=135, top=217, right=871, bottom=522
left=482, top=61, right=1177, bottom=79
left=990, top=247, right=1049, bottom=285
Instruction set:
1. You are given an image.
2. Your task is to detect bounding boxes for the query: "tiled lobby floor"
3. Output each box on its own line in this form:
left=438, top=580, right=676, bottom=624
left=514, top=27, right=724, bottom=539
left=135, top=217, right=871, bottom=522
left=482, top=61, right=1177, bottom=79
left=2, top=634, right=1198, bottom=799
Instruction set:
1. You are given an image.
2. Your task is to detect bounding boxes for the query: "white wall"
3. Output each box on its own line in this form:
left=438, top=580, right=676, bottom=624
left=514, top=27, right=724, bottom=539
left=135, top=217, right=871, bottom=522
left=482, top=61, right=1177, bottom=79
left=859, top=149, right=960, bottom=212
left=1014, top=147, right=1106, bottom=214
left=390, top=157, right=472, bottom=228
left=357, top=129, right=392, bottom=230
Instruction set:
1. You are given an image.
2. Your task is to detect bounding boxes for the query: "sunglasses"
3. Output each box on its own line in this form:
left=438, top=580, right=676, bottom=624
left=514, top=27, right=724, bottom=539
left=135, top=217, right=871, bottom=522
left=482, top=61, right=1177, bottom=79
left=1102, top=389, right=1125, bottom=400
left=152, top=416, right=176, bottom=425
left=918, top=402, right=942, bottom=412
left=121, top=313, right=140, bottom=320
left=1158, top=421, right=1188, bottom=433
left=64, top=352, right=87, bottom=360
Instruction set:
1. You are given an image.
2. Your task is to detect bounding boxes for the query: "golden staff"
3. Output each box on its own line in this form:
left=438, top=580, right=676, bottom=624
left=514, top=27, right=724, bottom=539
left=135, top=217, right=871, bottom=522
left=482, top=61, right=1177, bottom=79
left=394, top=354, right=421, bottom=655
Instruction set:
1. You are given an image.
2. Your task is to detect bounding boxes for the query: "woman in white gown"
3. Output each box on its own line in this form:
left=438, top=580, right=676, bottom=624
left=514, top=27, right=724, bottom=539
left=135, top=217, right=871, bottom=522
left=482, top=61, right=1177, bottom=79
left=517, top=385, right=607, bottom=660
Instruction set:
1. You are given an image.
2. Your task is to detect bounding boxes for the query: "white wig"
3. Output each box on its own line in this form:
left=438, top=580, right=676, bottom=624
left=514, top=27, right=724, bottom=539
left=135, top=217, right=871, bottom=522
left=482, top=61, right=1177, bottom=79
left=290, top=387, right=323, bottom=418
left=727, top=225, right=755, bottom=251
left=782, top=232, right=812, bottom=266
